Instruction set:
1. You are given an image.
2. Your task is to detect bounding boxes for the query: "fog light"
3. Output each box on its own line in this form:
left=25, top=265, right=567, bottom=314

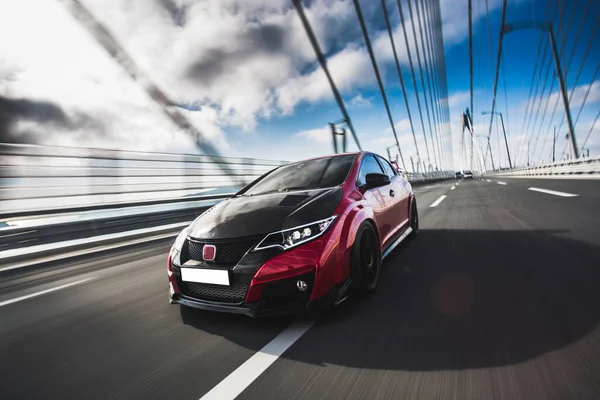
left=169, top=282, right=175, bottom=297
left=296, top=280, right=308, bottom=292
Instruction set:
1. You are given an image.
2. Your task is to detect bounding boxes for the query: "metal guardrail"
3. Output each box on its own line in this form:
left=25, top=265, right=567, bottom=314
left=0, top=143, right=456, bottom=219
left=0, top=144, right=458, bottom=267
left=405, top=171, right=455, bottom=182
left=0, top=143, right=287, bottom=216
left=485, top=157, right=600, bottom=177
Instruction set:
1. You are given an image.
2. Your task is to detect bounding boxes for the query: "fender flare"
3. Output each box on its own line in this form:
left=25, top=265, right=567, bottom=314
left=334, top=205, right=378, bottom=283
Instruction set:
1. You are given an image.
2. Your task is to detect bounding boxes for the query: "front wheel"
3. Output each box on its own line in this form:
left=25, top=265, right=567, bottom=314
left=410, top=199, right=419, bottom=236
left=350, top=222, right=381, bottom=294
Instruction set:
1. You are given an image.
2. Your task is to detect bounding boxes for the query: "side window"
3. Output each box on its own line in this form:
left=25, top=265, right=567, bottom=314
left=376, top=155, right=397, bottom=179
left=357, top=154, right=384, bottom=187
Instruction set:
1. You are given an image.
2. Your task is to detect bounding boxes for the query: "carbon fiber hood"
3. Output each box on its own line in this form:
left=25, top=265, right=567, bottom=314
left=187, top=187, right=343, bottom=239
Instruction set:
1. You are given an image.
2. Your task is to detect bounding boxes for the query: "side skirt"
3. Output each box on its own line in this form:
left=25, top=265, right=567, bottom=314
left=382, top=227, right=413, bottom=260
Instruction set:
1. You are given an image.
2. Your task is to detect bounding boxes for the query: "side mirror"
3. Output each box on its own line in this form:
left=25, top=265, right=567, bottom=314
left=365, top=173, right=390, bottom=189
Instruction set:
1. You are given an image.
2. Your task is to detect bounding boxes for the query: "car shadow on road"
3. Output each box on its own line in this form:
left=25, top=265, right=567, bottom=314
left=179, top=228, right=600, bottom=372
left=291, top=229, right=600, bottom=371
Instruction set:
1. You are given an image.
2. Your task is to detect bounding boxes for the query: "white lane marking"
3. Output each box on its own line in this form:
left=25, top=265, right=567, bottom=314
left=0, top=278, right=94, bottom=307
left=430, top=195, right=447, bottom=207
left=527, top=187, right=579, bottom=197
left=450, top=186, right=456, bottom=190
left=200, top=320, right=315, bottom=400
left=486, top=179, right=492, bottom=182
left=486, top=175, right=600, bottom=180
left=497, top=181, right=507, bottom=185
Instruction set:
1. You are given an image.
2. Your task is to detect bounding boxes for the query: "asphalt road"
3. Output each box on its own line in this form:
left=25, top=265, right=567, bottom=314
left=1, top=178, right=600, bottom=399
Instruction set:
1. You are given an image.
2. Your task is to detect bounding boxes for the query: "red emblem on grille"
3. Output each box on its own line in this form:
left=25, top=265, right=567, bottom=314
left=203, top=244, right=216, bottom=261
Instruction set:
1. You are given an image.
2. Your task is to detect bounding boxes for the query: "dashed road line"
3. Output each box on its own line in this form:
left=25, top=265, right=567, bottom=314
left=497, top=181, right=507, bottom=185
left=0, top=278, right=95, bottom=307
left=430, top=195, right=447, bottom=207
left=486, top=179, right=492, bottom=182
left=200, top=320, right=315, bottom=400
left=527, top=187, right=578, bottom=197
left=450, top=186, right=456, bottom=190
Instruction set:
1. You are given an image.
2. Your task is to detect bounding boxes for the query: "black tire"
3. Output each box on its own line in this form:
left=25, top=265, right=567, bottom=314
left=350, top=222, right=381, bottom=293
left=410, top=199, right=419, bottom=236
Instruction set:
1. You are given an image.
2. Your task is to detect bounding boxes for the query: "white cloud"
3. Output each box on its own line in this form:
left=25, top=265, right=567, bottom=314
left=0, top=0, right=364, bottom=152
left=0, top=0, right=506, bottom=159
left=447, top=90, right=471, bottom=109
left=570, top=81, right=600, bottom=108
left=349, top=94, right=371, bottom=107
left=295, top=125, right=331, bottom=144
left=440, top=0, right=502, bottom=47
left=524, top=81, right=600, bottom=112
left=0, top=0, right=207, bottom=151
left=276, top=44, right=374, bottom=114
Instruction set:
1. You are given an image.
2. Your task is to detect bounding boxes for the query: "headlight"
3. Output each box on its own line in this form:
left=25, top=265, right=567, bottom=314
left=171, top=229, right=188, bottom=254
left=254, top=216, right=337, bottom=252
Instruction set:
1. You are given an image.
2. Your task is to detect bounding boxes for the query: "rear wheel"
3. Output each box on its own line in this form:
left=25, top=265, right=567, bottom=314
left=410, top=199, right=419, bottom=236
left=350, top=222, right=381, bottom=293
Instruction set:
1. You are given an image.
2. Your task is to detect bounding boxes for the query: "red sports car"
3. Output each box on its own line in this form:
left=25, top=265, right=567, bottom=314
left=167, top=152, right=418, bottom=317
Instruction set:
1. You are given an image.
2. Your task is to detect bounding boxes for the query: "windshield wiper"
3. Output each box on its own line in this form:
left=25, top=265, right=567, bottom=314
left=278, top=186, right=308, bottom=192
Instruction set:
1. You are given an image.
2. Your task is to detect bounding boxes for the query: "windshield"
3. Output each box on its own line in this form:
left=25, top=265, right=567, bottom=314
left=242, top=155, right=356, bottom=196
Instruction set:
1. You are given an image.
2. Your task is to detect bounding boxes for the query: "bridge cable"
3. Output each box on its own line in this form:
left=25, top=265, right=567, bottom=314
left=525, top=38, right=552, bottom=165
left=433, top=0, right=453, bottom=167
left=531, top=0, right=574, bottom=163
left=426, top=0, right=447, bottom=169
left=482, top=0, right=494, bottom=167
left=573, top=62, right=600, bottom=129
left=380, top=0, right=421, bottom=172
left=501, top=54, right=512, bottom=168
left=564, top=0, right=592, bottom=77
left=406, top=0, right=437, bottom=171
left=292, top=0, right=363, bottom=151
left=518, top=42, right=552, bottom=166
left=422, top=0, right=446, bottom=171
left=580, top=108, right=600, bottom=152
left=416, top=0, right=442, bottom=171
left=514, top=0, right=553, bottom=165
left=394, top=0, right=431, bottom=169
left=553, top=16, right=600, bottom=143
left=352, top=0, right=406, bottom=170
left=535, top=0, right=588, bottom=163
left=485, top=0, right=508, bottom=170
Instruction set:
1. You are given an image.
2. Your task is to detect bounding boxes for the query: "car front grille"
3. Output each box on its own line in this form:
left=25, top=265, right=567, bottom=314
left=182, top=238, right=258, bottom=265
left=181, top=282, right=249, bottom=303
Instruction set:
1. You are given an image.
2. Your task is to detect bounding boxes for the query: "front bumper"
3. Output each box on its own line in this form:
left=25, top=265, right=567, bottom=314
left=168, top=219, right=350, bottom=317
left=170, top=275, right=349, bottom=318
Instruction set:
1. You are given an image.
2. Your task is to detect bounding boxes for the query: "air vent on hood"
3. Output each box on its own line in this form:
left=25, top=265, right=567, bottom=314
left=279, top=194, right=310, bottom=207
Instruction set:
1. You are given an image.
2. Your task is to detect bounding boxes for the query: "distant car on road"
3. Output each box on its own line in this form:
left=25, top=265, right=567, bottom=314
left=464, top=170, right=473, bottom=179
left=167, top=152, right=419, bottom=317
left=455, top=171, right=463, bottom=179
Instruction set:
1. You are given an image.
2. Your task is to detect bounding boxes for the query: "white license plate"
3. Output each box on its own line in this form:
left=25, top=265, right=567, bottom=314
left=180, top=268, right=230, bottom=286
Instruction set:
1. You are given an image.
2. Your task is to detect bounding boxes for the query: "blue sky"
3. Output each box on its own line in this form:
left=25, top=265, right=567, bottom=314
left=1, top=0, right=598, bottom=170
left=212, top=0, right=600, bottom=169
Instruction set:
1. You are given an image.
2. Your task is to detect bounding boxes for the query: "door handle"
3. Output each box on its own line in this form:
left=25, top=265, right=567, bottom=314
left=389, top=189, right=395, bottom=197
